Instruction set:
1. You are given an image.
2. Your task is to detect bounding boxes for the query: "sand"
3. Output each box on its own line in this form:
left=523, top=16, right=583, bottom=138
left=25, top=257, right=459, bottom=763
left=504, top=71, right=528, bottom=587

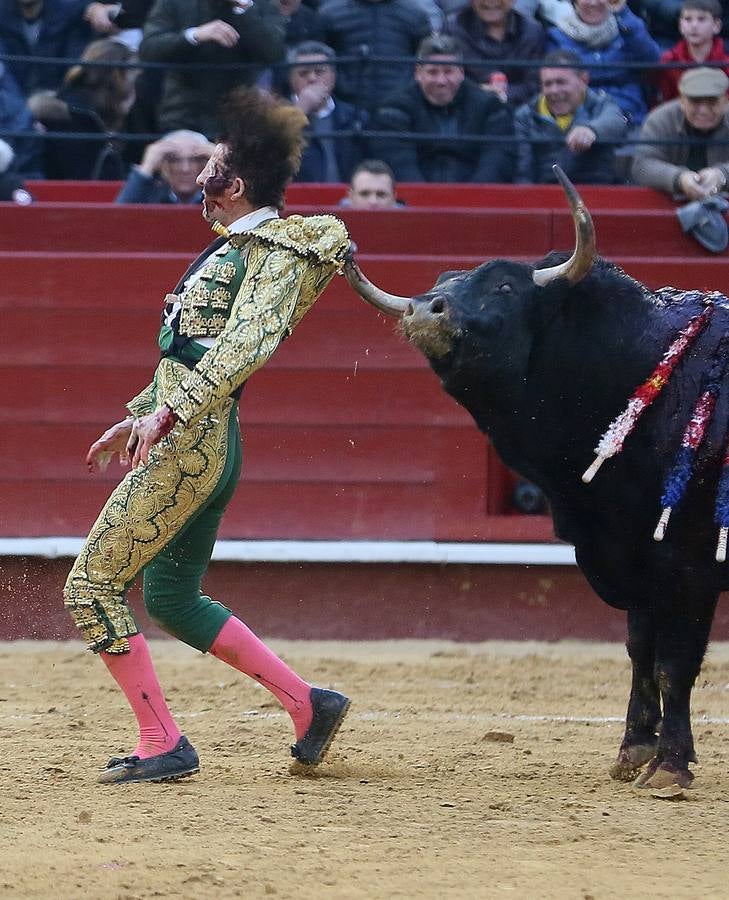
left=2, top=639, right=729, bottom=899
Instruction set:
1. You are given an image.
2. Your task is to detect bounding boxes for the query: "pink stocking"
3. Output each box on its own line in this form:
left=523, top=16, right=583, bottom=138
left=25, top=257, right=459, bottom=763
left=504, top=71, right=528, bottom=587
left=209, top=616, right=313, bottom=739
left=101, top=633, right=182, bottom=759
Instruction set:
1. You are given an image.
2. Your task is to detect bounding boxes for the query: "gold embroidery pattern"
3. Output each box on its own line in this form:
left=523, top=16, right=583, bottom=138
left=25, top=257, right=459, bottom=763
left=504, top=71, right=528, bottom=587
left=237, top=215, right=349, bottom=265
left=64, top=357, right=234, bottom=653
left=178, top=250, right=246, bottom=338
left=209, top=260, right=237, bottom=285
left=126, top=378, right=157, bottom=417
left=167, top=218, right=350, bottom=427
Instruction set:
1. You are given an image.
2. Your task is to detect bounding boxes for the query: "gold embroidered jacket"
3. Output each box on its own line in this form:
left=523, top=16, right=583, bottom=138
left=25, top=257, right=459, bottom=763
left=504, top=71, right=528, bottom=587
left=127, top=214, right=349, bottom=427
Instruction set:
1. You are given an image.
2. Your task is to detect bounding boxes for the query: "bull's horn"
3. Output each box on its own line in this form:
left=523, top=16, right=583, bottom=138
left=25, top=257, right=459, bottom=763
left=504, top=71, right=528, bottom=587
left=533, top=166, right=596, bottom=287
left=343, top=252, right=411, bottom=318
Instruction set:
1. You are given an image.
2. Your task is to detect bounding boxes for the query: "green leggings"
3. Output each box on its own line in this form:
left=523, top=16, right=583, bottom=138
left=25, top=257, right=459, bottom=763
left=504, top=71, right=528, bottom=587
left=142, top=412, right=242, bottom=652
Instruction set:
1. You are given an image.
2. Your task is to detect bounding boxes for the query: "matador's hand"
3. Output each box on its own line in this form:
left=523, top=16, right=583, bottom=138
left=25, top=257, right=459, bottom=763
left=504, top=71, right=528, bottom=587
left=128, top=405, right=177, bottom=469
left=86, top=418, right=134, bottom=473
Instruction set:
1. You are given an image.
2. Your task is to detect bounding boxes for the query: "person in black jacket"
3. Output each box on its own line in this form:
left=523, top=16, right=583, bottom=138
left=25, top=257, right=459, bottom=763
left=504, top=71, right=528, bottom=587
left=446, top=0, right=545, bottom=109
left=0, top=0, right=93, bottom=94
left=139, top=0, right=285, bottom=137
left=287, top=40, right=366, bottom=181
left=318, top=0, right=431, bottom=115
left=373, top=35, right=514, bottom=182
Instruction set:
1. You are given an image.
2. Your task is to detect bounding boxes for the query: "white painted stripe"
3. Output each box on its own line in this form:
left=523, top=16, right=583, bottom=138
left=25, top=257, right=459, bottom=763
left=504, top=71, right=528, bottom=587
left=0, top=538, right=577, bottom=565
left=8, top=710, right=728, bottom=725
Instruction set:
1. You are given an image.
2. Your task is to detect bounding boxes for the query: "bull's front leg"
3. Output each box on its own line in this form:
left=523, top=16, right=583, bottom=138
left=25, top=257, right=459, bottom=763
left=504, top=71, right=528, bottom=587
left=609, top=606, right=661, bottom=782
left=633, top=591, right=718, bottom=793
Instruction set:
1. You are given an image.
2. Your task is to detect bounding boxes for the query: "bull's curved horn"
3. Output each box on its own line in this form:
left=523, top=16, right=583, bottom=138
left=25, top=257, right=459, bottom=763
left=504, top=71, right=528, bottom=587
left=533, top=166, right=596, bottom=287
left=343, top=251, right=411, bottom=318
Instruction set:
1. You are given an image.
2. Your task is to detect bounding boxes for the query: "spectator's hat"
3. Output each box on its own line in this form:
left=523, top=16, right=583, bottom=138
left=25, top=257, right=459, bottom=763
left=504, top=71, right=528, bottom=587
left=676, top=196, right=729, bottom=253
left=678, top=67, right=729, bottom=98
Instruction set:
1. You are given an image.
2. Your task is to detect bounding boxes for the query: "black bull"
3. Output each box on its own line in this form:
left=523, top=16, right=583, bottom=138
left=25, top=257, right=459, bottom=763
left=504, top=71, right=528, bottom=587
left=345, top=168, right=729, bottom=795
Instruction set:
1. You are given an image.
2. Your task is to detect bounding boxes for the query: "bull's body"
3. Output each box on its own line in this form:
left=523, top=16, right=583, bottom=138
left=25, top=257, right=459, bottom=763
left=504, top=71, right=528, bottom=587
left=346, top=174, right=729, bottom=792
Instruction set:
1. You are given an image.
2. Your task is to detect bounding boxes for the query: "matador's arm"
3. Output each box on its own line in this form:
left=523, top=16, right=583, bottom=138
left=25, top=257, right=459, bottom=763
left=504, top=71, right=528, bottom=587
left=126, top=378, right=157, bottom=417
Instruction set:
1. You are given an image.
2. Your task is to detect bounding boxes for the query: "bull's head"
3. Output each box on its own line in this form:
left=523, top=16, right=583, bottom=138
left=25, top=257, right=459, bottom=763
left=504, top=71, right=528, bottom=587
left=344, top=167, right=596, bottom=366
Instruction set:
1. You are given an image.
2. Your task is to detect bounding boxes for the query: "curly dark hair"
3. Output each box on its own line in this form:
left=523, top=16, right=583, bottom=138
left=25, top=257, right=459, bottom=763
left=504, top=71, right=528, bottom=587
left=217, top=88, right=309, bottom=210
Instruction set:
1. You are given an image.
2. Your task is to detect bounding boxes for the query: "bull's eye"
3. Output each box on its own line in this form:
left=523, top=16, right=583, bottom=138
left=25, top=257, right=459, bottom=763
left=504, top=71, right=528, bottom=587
left=430, top=297, right=446, bottom=314
left=498, top=282, right=512, bottom=294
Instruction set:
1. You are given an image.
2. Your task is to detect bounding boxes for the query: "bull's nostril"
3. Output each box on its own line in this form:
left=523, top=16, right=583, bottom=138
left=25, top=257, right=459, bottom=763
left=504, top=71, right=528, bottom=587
left=405, top=302, right=415, bottom=316
left=430, top=298, right=445, bottom=314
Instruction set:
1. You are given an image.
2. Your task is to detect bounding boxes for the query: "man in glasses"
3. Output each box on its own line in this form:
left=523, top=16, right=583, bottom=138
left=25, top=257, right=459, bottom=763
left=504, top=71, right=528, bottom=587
left=116, top=130, right=216, bottom=203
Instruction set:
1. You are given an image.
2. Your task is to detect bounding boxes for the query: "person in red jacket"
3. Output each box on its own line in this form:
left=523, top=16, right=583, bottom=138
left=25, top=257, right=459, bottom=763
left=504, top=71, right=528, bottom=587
left=657, top=0, right=729, bottom=102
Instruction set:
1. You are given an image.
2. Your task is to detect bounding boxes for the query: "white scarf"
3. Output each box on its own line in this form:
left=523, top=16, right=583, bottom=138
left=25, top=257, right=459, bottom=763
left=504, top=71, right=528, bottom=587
left=556, top=8, right=619, bottom=48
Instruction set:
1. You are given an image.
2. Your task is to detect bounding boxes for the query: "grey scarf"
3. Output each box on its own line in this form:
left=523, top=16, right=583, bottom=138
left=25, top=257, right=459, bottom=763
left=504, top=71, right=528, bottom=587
left=556, top=8, right=619, bottom=48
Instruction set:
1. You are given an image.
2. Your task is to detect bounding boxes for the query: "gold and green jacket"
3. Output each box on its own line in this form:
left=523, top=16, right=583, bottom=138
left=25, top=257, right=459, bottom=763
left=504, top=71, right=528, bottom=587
left=126, top=213, right=350, bottom=427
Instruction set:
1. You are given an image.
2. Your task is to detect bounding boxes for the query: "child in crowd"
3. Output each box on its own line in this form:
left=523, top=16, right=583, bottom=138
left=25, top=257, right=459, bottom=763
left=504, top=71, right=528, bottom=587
left=657, top=0, right=729, bottom=102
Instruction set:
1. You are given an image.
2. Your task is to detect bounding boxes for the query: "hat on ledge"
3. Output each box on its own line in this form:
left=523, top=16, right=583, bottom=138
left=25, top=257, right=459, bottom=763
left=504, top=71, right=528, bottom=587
left=678, top=67, right=729, bottom=98
left=676, top=196, right=729, bottom=253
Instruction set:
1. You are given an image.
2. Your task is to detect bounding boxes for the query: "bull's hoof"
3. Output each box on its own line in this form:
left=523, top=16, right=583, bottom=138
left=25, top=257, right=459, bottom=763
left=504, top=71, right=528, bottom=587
left=633, top=759, right=694, bottom=798
left=608, top=742, right=657, bottom=782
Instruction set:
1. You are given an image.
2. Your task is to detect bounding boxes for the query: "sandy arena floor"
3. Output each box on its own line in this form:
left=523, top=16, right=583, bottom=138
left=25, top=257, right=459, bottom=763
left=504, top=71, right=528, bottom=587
left=1, top=639, right=729, bottom=899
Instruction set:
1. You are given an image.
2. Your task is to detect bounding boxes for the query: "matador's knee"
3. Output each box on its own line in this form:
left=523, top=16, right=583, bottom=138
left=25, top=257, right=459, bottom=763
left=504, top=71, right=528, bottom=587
left=63, top=571, right=139, bottom=655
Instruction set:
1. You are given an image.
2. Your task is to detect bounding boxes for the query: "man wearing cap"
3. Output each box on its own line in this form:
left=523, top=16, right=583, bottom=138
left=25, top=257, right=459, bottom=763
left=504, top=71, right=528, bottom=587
left=631, top=66, right=729, bottom=200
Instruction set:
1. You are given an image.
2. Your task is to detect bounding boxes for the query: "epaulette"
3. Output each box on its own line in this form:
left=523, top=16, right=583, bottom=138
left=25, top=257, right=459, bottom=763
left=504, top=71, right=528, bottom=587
left=231, top=215, right=349, bottom=265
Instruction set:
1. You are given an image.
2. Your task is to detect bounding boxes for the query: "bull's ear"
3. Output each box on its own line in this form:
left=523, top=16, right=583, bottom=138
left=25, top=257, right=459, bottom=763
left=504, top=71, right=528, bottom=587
left=435, top=270, right=467, bottom=286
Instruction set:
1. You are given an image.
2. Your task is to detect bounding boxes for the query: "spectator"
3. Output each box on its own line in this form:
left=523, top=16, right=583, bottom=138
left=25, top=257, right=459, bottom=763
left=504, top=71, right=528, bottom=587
left=373, top=35, right=514, bottom=182
left=139, top=0, right=285, bottom=137
left=0, top=138, right=33, bottom=203
left=277, top=0, right=325, bottom=47
left=116, top=130, right=214, bottom=202
left=657, top=0, right=729, bottom=102
left=288, top=41, right=366, bottom=182
left=28, top=38, right=138, bottom=179
left=547, top=0, right=660, bottom=126
left=0, top=61, right=43, bottom=177
left=631, top=0, right=682, bottom=49
left=514, top=0, right=572, bottom=26
left=515, top=50, right=628, bottom=182
left=84, top=0, right=154, bottom=35
left=631, top=66, right=729, bottom=197
left=341, top=158, right=403, bottom=206
left=83, top=0, right=154, bottom=56
left=446, top=0, right=546, bottom=109
left=0, top=0, right=94, bottom=94
left=318, top=0, right=431, bottom=115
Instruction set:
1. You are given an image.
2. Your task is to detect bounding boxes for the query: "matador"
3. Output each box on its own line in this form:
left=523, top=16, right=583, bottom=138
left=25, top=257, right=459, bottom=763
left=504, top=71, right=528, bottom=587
left=63, top=88, right=351, bottom=784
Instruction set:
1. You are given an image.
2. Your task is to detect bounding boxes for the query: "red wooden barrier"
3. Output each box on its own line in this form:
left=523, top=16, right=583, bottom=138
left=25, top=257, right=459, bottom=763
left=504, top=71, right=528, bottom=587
left=25, top=180, right=677, bottom=211
left=2, top=198, right=725, bottom=545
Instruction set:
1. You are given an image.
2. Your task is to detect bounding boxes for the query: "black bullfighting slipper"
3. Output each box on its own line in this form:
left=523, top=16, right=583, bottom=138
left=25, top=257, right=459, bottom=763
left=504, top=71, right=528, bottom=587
left=290, top=687, right=351, bottom=766
left=97, top=735, right=199, bottom=785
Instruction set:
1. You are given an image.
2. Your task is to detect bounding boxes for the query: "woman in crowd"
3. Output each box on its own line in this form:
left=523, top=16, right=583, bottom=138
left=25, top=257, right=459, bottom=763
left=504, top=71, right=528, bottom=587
left=29, top=38, right=138, bottom=179
left=547, top=0, right=660, bottom=125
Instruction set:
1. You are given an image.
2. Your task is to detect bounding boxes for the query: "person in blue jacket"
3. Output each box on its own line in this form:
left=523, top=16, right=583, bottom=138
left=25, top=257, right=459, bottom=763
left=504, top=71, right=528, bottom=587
left=0, top=0, right=93, bottom=94
left=116, top=130, right=214, bottom=203
left=0, top=58, right=43, bottom=177
left=547, top=0, right=660, bottom=125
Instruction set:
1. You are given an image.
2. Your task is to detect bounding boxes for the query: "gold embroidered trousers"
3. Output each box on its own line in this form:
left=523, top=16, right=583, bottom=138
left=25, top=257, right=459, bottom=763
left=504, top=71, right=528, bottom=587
left=63, top=358, right=239, bottom=654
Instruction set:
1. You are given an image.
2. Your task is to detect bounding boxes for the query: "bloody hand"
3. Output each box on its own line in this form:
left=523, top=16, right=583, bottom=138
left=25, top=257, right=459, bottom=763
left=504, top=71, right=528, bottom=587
left=127, top=405, right=177, bottom=469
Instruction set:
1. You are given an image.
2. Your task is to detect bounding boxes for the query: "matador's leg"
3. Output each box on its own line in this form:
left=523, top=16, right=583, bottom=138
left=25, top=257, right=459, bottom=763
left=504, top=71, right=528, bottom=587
left=63, top=364, right=233, bottom=654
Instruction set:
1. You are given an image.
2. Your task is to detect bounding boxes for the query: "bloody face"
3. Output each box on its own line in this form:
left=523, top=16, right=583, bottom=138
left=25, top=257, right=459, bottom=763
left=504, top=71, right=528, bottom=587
left=196, top=143, right=234, bottom=221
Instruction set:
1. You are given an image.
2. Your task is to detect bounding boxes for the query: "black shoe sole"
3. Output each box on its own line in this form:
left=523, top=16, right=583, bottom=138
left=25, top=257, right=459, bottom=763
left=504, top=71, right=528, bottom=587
left=99, top=764, right=200, bottom=785
left=299, top=698, right=351, bottom=767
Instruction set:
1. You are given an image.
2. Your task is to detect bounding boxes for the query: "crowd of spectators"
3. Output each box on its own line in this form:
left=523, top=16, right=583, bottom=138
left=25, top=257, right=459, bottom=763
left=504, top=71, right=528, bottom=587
left=1, top=0, right=729, bottom=194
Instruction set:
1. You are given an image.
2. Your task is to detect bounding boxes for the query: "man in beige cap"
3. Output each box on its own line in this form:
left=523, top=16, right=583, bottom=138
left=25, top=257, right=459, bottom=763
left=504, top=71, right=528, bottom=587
left=632, top=66, right=729, bottom=198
